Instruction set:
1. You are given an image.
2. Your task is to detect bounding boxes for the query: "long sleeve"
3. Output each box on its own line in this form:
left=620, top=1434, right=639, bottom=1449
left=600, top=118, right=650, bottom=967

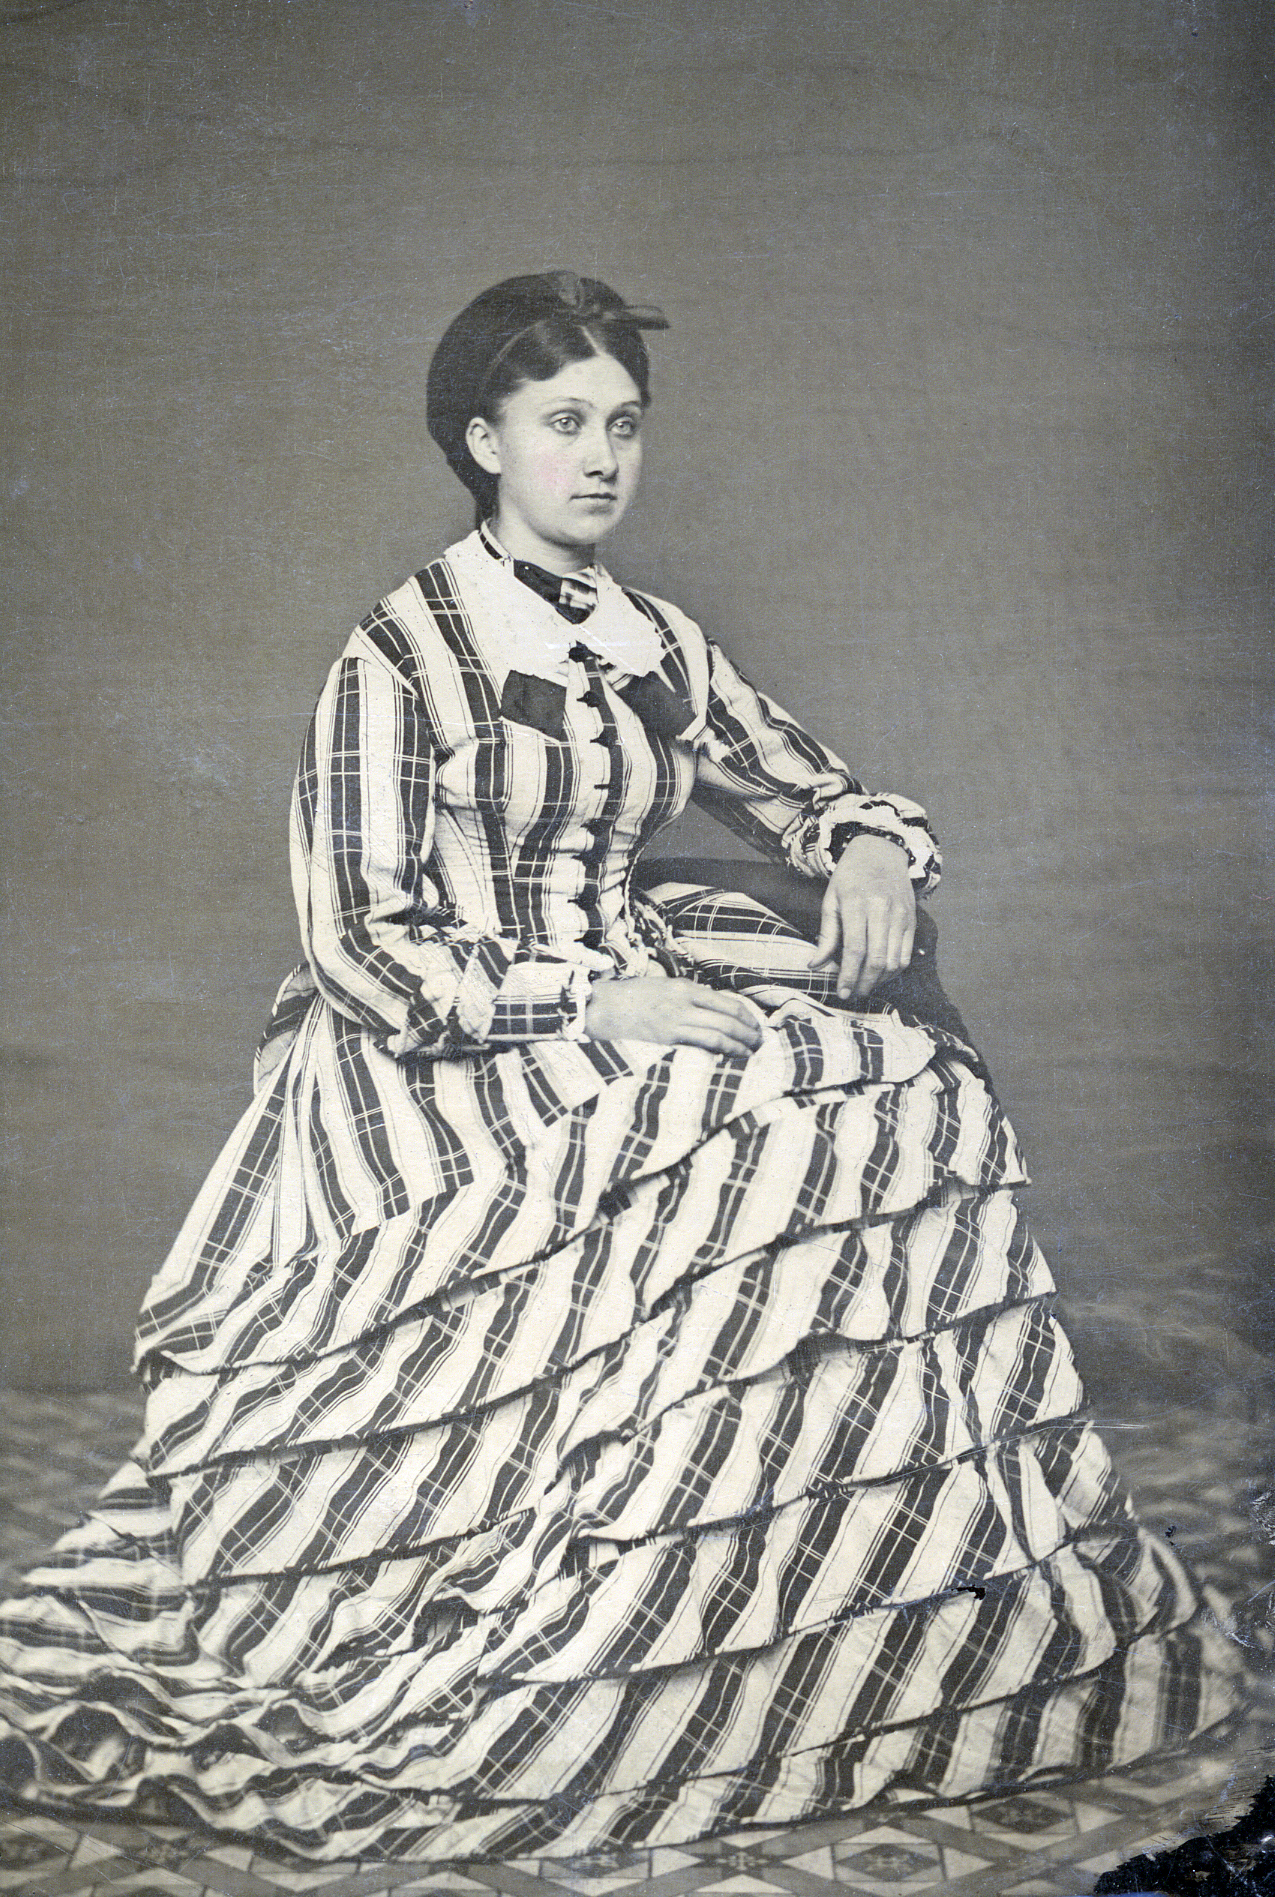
left=291, top=637, right=600, bottom=1057
left=690, top=639, right=942, bottom=892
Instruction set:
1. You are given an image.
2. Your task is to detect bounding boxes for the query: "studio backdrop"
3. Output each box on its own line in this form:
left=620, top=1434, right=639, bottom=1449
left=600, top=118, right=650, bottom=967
left=0, top=0, right=1269, bottom=1403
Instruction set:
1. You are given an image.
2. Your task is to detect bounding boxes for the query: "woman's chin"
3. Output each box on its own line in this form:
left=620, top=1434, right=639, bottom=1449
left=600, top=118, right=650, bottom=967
left=569, top=504, right=621, bottom=537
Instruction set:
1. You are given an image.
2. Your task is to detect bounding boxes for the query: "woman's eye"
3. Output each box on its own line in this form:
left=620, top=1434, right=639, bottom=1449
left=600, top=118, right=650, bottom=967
left=611, top=416, right=640, bottom=439
left=550, top=414, right=582, bottom=435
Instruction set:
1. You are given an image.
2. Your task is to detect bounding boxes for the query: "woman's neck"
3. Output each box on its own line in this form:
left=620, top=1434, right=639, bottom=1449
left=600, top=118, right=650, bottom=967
left=487, top=513, right=596, bottom=576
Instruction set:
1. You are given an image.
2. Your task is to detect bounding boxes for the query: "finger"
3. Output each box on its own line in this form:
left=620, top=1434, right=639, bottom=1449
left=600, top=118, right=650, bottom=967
left=809, top=889, right=841, bottom=969
left=835, top=907, right=867, bottom=999
left=859, top=893, right=903, bottom=994
left=673, top=1023, right=760, bottom=1055
left=689, top=990, right=766, bottom=1033
left=884, top=911, right=914, bottom=977
left=853, top=921, right=888, bottom=998
left=673, top=993, right=760, bottom=1036
left=690, top=986, right=762, bottom=1031
left=687, top=1007, right=763, bottom=1051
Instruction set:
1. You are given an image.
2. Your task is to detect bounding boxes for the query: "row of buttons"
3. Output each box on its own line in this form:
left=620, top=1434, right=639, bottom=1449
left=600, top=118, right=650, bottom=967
left=571, top=648, right=616, bottom=950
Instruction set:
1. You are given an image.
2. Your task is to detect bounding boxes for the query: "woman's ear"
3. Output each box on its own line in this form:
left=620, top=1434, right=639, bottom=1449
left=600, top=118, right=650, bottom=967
left=465, top=415, right=501, bottom=476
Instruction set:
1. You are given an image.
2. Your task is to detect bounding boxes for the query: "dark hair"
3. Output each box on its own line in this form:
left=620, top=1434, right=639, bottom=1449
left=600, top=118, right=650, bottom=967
left=426, top=271, right=667, bottom=522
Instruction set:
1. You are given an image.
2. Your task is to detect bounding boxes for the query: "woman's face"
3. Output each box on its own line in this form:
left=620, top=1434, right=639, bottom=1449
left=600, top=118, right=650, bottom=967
left=465, top=351, right=644, bottom=572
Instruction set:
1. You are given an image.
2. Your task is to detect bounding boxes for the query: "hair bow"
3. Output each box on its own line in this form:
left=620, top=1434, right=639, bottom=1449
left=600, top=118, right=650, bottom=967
left=544, top=270, right=670, bottom=331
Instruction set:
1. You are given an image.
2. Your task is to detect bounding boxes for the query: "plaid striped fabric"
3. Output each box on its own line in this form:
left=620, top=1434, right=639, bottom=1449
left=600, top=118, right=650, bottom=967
left=0, top=540, right=1240, bottom=1862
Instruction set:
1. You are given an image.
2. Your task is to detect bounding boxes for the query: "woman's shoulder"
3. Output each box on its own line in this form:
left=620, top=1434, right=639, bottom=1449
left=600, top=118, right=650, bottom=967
left=611, top=575, right=708, bottom=653
left=335, top=541, right=479, bottom=689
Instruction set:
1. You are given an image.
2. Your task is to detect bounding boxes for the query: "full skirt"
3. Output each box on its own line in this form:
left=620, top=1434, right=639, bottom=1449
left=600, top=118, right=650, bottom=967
left=0, top=898, right=1242, bottom=1860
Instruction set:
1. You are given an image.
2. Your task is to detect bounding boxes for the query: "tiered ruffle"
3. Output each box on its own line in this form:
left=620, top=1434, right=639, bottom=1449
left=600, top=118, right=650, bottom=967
left=0, top=999, right=1241, bottom=1859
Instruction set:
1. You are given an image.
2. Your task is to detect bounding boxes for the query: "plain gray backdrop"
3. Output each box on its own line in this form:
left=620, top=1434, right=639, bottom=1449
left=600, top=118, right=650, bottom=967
left=1, top=0, right=1270, bottom=1407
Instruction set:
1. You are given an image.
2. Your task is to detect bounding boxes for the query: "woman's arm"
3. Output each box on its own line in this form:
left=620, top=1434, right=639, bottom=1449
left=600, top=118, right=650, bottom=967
left=292, top=637, right=602, bottom=1056
left=691, top=638, right=942, bottom=892
left=690, top=639, right=941, bottom=999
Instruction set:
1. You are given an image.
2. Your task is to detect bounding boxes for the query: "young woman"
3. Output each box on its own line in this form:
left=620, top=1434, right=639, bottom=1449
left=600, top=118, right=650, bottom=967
left=0, top=272, right=1239, bottom=1863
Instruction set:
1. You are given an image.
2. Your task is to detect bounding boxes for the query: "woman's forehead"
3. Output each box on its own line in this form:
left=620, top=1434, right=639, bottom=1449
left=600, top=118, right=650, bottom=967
left=513, top=353, right=643, bottom=410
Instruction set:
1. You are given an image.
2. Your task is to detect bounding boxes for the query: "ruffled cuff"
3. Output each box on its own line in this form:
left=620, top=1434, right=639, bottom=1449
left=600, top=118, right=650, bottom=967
left=383, top=942, right=610, bottom=1056
left=790, top=791, right=942, bottom=893
left=459, top=952, right=607, bottom=1049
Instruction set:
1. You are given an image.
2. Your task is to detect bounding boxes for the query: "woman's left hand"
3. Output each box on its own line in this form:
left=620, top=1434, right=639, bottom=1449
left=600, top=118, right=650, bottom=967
left=809, top=833, right=916, bottom=1001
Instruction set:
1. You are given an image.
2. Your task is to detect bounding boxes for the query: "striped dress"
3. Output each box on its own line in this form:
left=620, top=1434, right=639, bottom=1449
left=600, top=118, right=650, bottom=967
left=0, top=530, right=1240, bottom=1861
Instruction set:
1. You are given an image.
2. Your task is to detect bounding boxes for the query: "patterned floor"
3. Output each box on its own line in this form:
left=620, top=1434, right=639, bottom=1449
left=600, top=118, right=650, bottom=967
left=0, top=1389, right=1271, bottom=1897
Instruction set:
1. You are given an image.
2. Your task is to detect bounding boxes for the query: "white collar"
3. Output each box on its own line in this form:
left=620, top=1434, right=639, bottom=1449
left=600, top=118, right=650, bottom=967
left=444, top=530, right=667, bottom=684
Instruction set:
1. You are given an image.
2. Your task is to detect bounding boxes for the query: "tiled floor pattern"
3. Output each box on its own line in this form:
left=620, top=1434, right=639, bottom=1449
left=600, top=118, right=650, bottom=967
left=0, top=1390, right=1271, bottom=1897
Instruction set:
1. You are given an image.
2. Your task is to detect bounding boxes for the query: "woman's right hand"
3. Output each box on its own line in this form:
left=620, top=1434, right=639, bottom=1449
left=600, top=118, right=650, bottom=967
left=583, top=976, right=766, bottom=1054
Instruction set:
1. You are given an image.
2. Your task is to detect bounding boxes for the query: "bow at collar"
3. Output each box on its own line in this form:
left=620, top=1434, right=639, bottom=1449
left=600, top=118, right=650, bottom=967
left=449, top=529, right=700, bottom=743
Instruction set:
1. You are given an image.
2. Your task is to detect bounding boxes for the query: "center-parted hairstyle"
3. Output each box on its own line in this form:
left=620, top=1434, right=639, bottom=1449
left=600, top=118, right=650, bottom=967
left=426, top=271, right=669, bottom=522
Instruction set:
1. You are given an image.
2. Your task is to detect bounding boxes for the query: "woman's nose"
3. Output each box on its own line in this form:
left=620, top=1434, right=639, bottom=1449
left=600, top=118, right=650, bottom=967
left=583, top=425, right=618, bottom=477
